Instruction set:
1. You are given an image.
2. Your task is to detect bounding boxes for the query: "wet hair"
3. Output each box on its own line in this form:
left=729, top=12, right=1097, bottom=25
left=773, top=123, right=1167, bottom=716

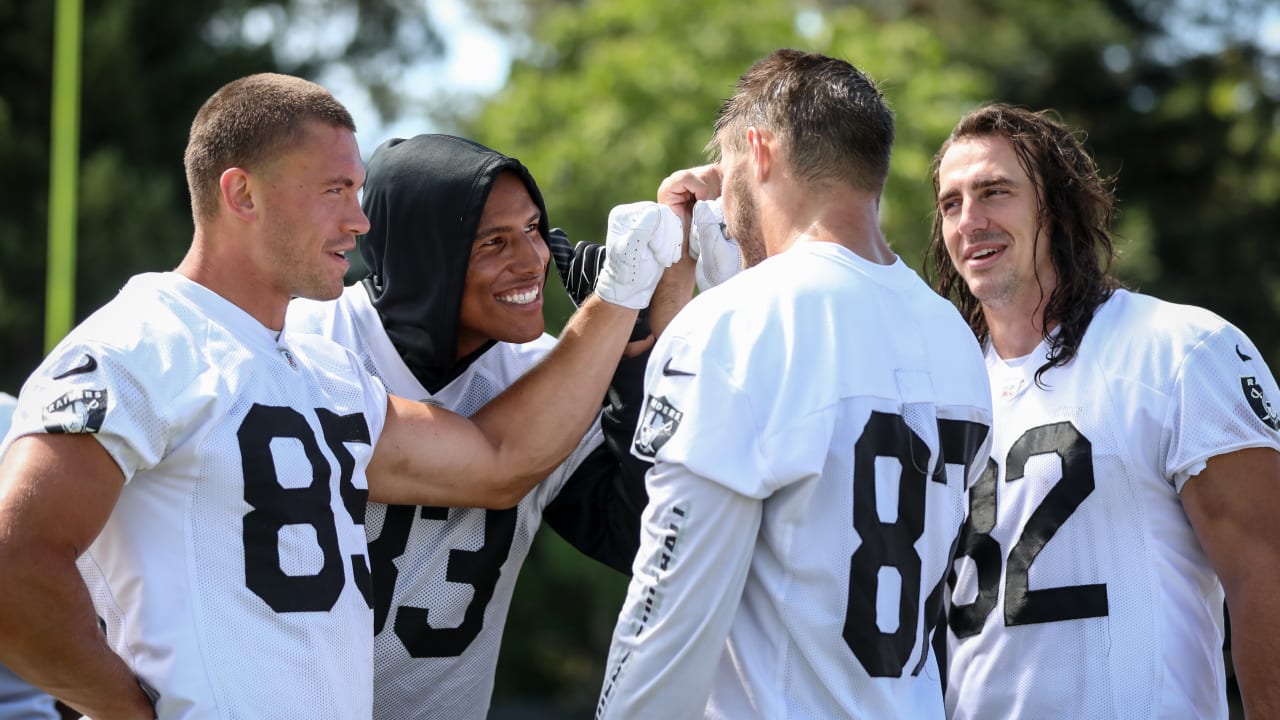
left=184, top=73, right=355, bottom=222
left=708, top=48, right=894, bottom=193
left=925, top=103, right=1121, bottom=385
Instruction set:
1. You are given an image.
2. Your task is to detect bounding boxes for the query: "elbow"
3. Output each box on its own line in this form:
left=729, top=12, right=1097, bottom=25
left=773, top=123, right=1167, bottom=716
left=477, top=467, right=544, bottom=510
left=484, top=477, right=534, bottom=510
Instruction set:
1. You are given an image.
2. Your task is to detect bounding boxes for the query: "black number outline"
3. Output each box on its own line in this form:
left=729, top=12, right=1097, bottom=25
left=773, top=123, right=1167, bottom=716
left=239, top=403, right=374, bottom=613
left=843, top=412, right=989, bottom=677
left=1003, top=422, right=1107, bottom=625
left=948, top=420, right=1108, bottom=639
left=369, top=504, right=519, bottom=657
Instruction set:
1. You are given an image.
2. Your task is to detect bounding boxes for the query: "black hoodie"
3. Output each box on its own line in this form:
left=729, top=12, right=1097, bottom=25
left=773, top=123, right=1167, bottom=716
left=356, top=133, right=648, bottom=573
left=360, top=134, right=552, bottom=393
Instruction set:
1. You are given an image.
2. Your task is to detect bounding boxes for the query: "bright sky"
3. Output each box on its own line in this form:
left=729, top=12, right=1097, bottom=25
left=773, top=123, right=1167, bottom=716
left=320, top=0, right=512, bottom=158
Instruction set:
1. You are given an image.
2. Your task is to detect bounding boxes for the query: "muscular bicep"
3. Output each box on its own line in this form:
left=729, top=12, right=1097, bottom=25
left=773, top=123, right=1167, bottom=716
left=365, top=394, right=524, bottom=509
left=0, top=434, right=124, bottom=558
left=1181, top=446, right=1280, bottom=717
left=1181, top=447, right=1280, bottom=593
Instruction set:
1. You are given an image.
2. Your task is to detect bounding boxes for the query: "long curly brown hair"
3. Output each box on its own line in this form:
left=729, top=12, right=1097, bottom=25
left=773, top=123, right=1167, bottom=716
left=925, top=103, right=1122, bottom=386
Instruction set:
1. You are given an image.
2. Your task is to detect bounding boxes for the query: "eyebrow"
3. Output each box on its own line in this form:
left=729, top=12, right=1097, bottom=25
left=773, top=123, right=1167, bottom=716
left=322, top=176, right=362, bottom=189
left=938, top=174, right=1016, bottom=199
left=474, top=209, right=542, bottom=241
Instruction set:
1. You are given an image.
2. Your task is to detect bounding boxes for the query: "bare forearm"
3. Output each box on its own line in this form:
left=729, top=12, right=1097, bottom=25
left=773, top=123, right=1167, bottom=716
left=1179, top=450, right=1280, bottom=718
left=472, top=295, right=637, bottom=493
left=647, top=256, right=695, bottom=338
left=0, top=551, right=153, bottom=719
left=1226, top=591, right=1280, bottom=718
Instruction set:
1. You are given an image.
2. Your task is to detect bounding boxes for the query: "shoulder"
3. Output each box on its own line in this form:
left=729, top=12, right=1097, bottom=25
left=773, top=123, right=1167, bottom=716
left=1097, top=290, right=1227, bottom=337
left=1077, top=289, right=1256, bottom=396
left=51, top=274, right=214, bottom=380
left=1089, top=290, right=1233, bottom=361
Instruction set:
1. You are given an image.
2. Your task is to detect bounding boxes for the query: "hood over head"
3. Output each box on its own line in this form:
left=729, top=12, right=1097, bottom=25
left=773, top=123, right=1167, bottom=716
left=359, top=134, right=551, bottom=393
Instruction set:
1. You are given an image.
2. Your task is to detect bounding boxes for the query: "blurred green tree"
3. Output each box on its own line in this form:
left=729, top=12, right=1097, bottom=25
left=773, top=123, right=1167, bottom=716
left=0, top=0, right=442, bottom=392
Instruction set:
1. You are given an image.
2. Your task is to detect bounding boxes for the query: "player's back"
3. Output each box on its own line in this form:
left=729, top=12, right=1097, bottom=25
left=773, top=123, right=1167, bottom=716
left=665, top=242, right=991, bottom=718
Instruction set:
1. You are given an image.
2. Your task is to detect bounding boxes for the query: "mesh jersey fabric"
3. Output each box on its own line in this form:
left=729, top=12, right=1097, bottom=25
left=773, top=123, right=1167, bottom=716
left=945, top=288, right=1280, bottom=720
left=288, top=284, right=605, bottom=720
left=1, top=272, right=388, bottom=718
left=596, top=241, right=994, bottom=719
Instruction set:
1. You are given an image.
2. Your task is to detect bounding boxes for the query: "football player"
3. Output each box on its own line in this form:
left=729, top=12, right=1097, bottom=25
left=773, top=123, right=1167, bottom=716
left=595, top=49, right=993, bottom=719
left=286, top=133, right=682, bottom=719
left=930, top=103, right=1280, bottom=718
left=0, top=73, right=680, bottom=718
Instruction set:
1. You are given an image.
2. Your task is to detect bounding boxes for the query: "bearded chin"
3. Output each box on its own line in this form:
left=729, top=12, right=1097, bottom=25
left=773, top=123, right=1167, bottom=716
left=738, top=233, right=766, bottom=268
left=728, top=178, right=766, bottom=268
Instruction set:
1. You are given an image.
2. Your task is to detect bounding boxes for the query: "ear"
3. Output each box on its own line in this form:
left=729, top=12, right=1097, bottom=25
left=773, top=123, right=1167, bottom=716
left=746, top=126, right=774, bottom=182
left=219, top=167, right=257, bottom=223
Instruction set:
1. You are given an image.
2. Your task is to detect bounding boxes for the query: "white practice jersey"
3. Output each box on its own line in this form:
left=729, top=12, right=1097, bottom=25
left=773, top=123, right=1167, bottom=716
left=1, top=273, right=388, bottom=719
left=596, top=241, right=993, bottom=720
left=946, top=289, right=1280, bottom=719
left=288, top=285, right=604, bottom=720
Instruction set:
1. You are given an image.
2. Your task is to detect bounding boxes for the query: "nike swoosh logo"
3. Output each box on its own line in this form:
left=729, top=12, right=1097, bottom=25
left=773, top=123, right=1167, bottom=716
left=662, top=358, right=695, bottom=377
left=1237, top=344, right=1253, bottom=362
left=52, top=354, right=98, bottom=380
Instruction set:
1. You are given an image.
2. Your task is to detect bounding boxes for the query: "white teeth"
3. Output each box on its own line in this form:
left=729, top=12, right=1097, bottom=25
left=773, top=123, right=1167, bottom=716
left=497, top=288, right=539, bottom=305
left=972, top=248, right=997, bottom=259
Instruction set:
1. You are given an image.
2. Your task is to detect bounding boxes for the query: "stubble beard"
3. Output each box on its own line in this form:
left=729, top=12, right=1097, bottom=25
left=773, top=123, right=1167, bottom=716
left=273, top=224, right=345, bottom=303
left=727, top=173, right=766, bottom=268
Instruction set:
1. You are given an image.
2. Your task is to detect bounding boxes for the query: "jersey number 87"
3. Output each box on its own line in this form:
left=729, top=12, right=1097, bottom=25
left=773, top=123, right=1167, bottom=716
left=844, top=411, right=988, bottom=677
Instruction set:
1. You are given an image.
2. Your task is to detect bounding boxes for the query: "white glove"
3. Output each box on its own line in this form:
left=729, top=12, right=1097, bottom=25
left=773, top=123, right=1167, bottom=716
left=689, top=198, right=743, bottom=291
left=596, top=201, right=683, bottom=309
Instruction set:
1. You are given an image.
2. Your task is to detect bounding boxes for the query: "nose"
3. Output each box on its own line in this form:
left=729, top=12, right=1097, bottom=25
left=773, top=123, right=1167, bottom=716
left=955, top=198, right=988, bottom=237
left=515, top=230, right=550, bottom=274
left=345, top=197, right=371, bottom=236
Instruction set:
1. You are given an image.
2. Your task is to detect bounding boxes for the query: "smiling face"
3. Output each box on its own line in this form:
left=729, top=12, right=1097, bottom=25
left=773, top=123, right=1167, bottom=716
left=455, top=171, right=550, bottom=360
left=936, top=134, right=1056, bottom=317
left=258, top=120, right=369, bottom=303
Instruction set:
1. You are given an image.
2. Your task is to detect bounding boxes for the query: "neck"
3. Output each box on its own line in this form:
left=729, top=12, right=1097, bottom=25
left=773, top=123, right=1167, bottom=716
left=178, top=226, right=288, bottom=332
left=764, top=183, right=895, bottom=265
left=983, top=301, right=1056, bottom=359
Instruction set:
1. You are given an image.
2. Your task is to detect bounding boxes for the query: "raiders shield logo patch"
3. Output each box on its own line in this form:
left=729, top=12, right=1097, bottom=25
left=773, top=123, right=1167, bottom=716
left=633, top=395, right=683, bottom=459
left=1241, top=377, right=1280, bottom=431
left=43, top=389, right=108, bottom=434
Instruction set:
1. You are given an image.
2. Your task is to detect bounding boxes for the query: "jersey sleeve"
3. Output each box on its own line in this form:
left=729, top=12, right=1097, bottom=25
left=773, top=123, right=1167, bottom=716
left=595, top=459, right=761, bottom=720
left=633, top=336, right=834, bottom=499
left=1164, top=324, right=1280, bottom=490
left=3, top=341, right=174, bottom=481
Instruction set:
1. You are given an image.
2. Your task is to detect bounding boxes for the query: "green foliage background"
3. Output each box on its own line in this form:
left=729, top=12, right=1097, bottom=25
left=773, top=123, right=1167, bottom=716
left=2, top=0, right=1275, bottom=715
